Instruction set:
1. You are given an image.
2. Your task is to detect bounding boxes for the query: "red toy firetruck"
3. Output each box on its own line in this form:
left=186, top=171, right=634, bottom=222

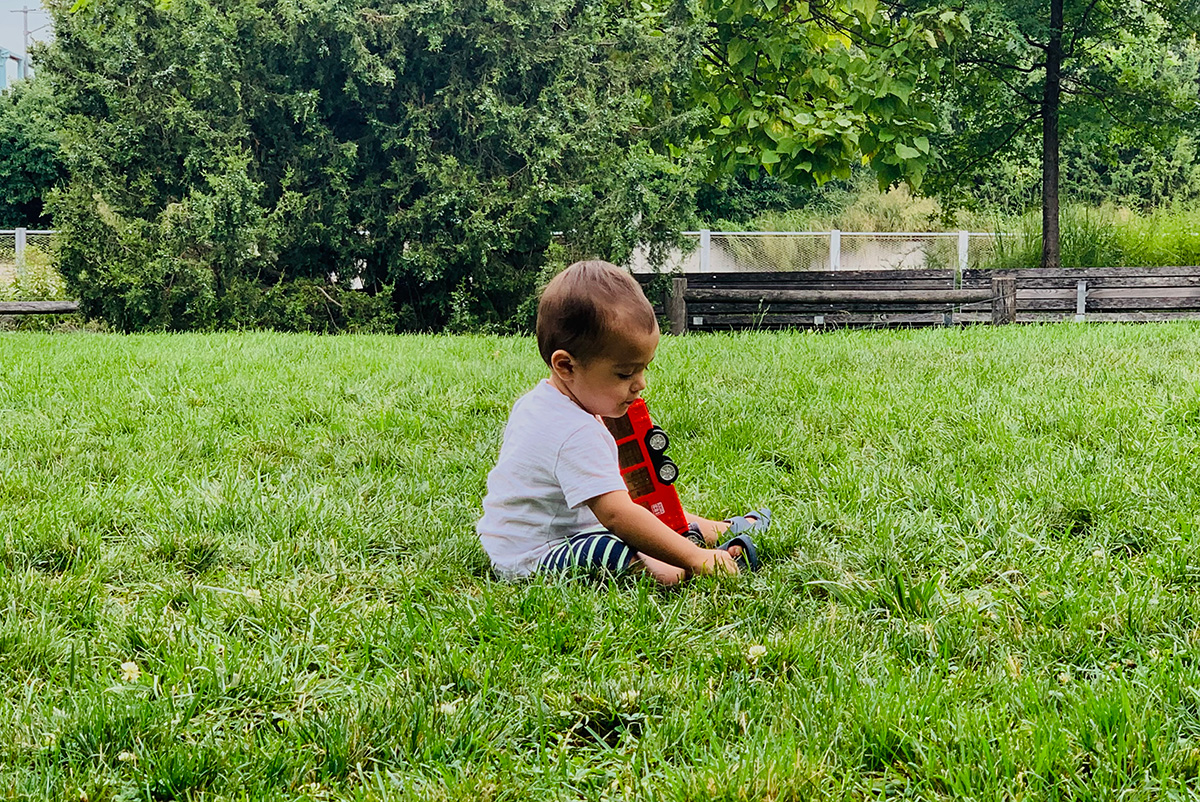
left=603, top=399, right=689, bottom=534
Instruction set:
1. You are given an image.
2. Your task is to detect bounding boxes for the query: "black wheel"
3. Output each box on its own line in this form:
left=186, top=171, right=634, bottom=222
left=657, top=459, right=678, bottom=485
left=645, top=427, right=669, bottom=454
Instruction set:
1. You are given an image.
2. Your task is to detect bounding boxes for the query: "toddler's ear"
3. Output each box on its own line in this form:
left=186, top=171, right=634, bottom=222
left=549, top=349, right=575, bottom=378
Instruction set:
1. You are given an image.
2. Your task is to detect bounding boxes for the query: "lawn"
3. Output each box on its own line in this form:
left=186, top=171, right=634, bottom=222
left=3, top=325, right=1200, bottom=800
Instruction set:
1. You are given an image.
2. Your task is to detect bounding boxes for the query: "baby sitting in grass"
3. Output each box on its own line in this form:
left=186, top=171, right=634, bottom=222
left=477, top=260, right=769, bottom=584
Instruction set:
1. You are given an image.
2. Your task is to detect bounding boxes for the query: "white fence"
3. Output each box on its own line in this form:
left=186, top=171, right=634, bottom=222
left=631, top=230, right=1005, bottom=274
left=3, top=228, right=1004, bottom=279
left=1, top=227, right=58, bottom=288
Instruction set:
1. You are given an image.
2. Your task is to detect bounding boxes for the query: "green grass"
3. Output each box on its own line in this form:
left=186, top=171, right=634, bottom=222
left=984, top=204, right=1200, bottom=269
left=4, top=326, right=1200, bottom=800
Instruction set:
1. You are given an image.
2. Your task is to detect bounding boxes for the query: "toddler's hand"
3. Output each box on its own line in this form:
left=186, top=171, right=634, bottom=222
left=690, top=547, right=739, bottom=577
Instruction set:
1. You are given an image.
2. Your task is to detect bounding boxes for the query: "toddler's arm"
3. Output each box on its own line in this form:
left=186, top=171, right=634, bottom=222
left=588, top=491, right=739, bottom=577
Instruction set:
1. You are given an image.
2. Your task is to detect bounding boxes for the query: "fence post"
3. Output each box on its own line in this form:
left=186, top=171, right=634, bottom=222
left=957, top=230, right=969, bottom=283
left=699, top=229, right=711, bottom=273
left=1075, top=280, right=1087, bottom=322
left=991, top=276, right=1016, bottom=324
left=666, top=276, right=688, bottom=335
left=830, top=229, right=841, bottom=271
left=14, top=227, right=26, bottom=278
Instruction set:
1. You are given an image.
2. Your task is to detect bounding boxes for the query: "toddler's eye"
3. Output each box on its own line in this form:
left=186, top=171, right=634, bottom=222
left=617, top=373, right=633, bottom=380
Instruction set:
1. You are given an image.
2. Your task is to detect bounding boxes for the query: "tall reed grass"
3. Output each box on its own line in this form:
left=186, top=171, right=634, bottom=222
left=984, top=204, right=1200, bottom=269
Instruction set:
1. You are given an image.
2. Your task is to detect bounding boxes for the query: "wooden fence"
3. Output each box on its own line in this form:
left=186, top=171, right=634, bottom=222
left=0, top=301, right=79, bottom=316
left=652, top=266, right=1200, bottom=333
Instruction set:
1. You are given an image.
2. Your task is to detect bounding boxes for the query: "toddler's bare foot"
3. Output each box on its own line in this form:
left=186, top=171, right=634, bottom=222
left=686, top=511, right=767, bottom=546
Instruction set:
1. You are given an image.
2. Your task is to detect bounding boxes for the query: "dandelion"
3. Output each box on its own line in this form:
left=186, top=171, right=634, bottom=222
left=120, top=661, right=141, bottom=683
left=747, top=644, right=767, bottom=665
left=1092, top=548, right=1106, bottom=560
left=437, top=699, right=460, bottom=716
left=243, top=587, right=262, bottom=606
left=117, top=750, right=137, bottom=763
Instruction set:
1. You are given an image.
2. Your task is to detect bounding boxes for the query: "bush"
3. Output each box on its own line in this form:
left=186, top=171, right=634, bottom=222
left=42, top=0, right=700, bottom=333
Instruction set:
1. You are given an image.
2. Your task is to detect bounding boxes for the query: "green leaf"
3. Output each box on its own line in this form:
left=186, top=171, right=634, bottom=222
left=895, top=143, right=922, bottom=160
left=728, top=38, right=754, bottom=69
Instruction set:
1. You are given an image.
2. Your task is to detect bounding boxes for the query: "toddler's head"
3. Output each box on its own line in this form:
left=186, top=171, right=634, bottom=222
left=536, top=261, right=657, bottom=366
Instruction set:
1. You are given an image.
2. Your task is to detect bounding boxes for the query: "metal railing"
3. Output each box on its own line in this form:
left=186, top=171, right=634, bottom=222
left=1, top=228, right=63, bottom=297
left=676, top=230, right=1004, bottom=273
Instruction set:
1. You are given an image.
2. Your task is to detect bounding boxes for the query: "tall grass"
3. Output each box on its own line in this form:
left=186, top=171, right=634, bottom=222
left=720, top=184, right=945, bottom=233
left=986, top=204, right=1200, bottom=269
left=721, top=183, right=1200, bottom=270
left=4, top=327, right=1200, bottom=799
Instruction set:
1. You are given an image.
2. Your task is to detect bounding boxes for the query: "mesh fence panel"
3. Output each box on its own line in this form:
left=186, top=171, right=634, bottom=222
left=0, top=233, right=15, bottom=288
left=967, top=234, right=1001, bottom=269
left=1, top=231, right=64, bottom=297
left=709, top=233, right=830, bottom=272
left=668, top=231, right=1006, bottom=273
left=839, top=233, right=956, bottom=271
left=26, top=231, right=55, bottom=257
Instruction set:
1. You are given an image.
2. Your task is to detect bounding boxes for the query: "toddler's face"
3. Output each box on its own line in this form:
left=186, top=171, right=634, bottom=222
left=569, top=324, right=660, bottom=418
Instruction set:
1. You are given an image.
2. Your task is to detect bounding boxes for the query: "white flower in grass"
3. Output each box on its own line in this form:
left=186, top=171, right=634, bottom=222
left=620, top=689, right=640, bottom=706
left=243, top=587, right=262, bottom=606
left=120, top=661, right=141, bottom=683
left=747, top=644, right=767, bottom=665
left=437, top=699, right=460, bottom=716
left=117, top=750, right=137, bottom=763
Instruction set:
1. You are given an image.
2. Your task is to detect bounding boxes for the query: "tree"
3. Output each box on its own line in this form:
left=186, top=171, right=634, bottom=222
left=921, top=0, right=1200, bottom=267
left=41, top=0, right=703, bottom=331
left=0, top=77, right=64, bottom=228
left=687, top=0, right=969, bottom=189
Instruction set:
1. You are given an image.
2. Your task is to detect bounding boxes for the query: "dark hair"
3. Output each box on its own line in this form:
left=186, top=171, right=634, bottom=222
left=536, top=261, right=657, bottom=365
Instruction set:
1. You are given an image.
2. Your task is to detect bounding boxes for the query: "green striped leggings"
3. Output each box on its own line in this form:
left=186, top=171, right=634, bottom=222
left=538, top=527, right=635, bottom=576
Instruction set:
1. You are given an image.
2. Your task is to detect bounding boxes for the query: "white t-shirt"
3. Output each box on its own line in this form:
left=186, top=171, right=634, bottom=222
left=477, top=380, right=628, bottom=578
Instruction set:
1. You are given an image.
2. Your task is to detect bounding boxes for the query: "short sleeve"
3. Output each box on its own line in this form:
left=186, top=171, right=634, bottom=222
left=555, top=421, right=628, bottom=509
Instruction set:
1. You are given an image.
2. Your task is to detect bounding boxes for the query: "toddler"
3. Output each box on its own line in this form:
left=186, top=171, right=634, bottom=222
left=477, top=260, right=769, bottom=584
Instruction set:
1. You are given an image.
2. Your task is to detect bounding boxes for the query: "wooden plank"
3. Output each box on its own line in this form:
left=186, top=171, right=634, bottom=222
left=0, top=301, right=80, bottom=315
left=688, top=302, right=961, bottom=314
left=1088, top=287, right=1200, bottom=299
left=1015, top=297, right=1200, bottom=311
left=993, top=276, right=1017, bottom=324
left=688, top=312, right=951, bottom=329
left=1062, top=311, right=1200, bottom=322
left=964, top=266, right=1200, bottom=280
left=1078, top=297, right=1200, bottom=310
left=1013, top=286, right=1200, bottom=299
left=684, top=288, right=991, bottom=304
left=1001, top=275, right=1200, bottom=290
left=684, top=276, right=953, bottom=286
left=1017, top=299, right=1092, bottom=311
left=666, top=277, right=687, bottom=335
left=1007, top=310, right=1200, bottom=323
left=686, top=268, right=957, bottom=283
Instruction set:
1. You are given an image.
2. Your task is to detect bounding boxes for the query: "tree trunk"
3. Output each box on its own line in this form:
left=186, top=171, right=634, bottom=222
left=1041, top=0, right=1064, bottom=270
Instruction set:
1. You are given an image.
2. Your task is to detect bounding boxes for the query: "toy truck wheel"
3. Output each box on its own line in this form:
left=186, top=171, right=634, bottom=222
left=657, top=459, right=678, bottom=485
left=645, top=427, right=669, bottom=453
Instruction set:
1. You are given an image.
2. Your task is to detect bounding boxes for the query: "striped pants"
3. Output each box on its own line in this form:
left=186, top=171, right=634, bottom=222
left=537, top=524, right=704, bottom=576
left=538, top=527, right=636, bottom=576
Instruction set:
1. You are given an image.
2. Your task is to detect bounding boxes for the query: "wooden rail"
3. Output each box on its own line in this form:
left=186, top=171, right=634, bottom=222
left=649, top=266, right=1200, bottom=333
left=0, top=301, right=80, bottom=315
